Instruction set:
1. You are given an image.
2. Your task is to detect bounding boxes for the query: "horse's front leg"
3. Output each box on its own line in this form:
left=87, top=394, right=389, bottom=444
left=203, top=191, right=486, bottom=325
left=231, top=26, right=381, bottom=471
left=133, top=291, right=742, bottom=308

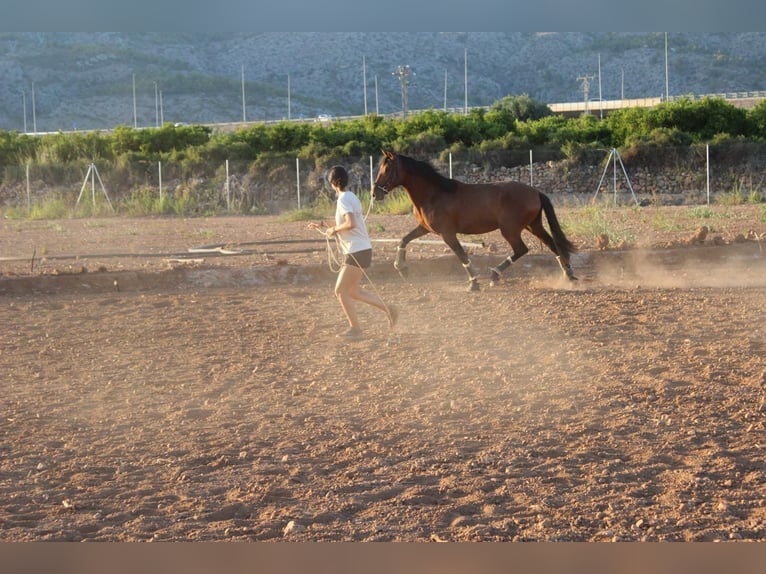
left=442, top=233, right=480, bottom=292
left=395, top=225, right=430, bottom=277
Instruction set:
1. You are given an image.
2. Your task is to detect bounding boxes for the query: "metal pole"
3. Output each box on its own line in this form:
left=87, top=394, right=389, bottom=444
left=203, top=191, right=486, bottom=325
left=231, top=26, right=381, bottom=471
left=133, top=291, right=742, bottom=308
left=225, top=159, right=230, bottom=211
left=153, top=82, right=159, bottom=127
left=296, top=157, right=301, bottom=209
left=444, top=70, right=447, bottom=111
left=374, top=75, right=379, bottom=115
left=621, top=68, right=625, bottom=100
left=449, top=152, right=453, bottom=179
left=369, top=155, right=373, bottom=189
left=91, top=163, right=96, bottom=206
left=22, top=91, right=27, bottom=133
left=159, top=90, right=164, bottom=125
left=664, top=32, right=669, bottom=101
left=158, top=161, right=163, bottom=201
left=613, top=148, right=617, bottom=206
left=363, top=56, right=368, bottom=115
left=706, top=144, right=710, bottom=205
left=529, top=149, right=534, bottom=187
left=241, top=64, right=246, bottom=123
left=464, top=47, right=468, bottom=115
left=26, top=163, right=31, bottom=209
left=598, top=53, right=603, bottom=119
left=287, top=74, right=291, bottom=121
left=132, top=74, right=137, bottom=128
left=31, top=82, right=37, bottom=134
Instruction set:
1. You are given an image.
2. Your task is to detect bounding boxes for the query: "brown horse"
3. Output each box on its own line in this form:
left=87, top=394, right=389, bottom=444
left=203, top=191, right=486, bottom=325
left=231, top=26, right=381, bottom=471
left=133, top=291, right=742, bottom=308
left=372, top=150, right=577, bottom=291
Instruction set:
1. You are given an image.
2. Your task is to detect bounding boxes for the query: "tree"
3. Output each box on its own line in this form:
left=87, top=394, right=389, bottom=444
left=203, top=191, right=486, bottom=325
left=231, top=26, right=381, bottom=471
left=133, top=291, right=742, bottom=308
left=490, top=94, right=552, bottom=122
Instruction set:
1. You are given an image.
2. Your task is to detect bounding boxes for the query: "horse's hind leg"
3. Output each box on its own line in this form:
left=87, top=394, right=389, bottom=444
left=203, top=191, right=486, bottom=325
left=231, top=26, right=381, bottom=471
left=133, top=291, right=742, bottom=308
left=527, top=219, right=577, bottom=280
left=395, top=225, right=429, bottom=277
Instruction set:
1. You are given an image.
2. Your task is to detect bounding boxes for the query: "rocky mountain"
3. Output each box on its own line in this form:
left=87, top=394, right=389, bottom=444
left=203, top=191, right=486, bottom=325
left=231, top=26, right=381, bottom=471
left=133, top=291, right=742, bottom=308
left=2, top=32, right=765, bottom=133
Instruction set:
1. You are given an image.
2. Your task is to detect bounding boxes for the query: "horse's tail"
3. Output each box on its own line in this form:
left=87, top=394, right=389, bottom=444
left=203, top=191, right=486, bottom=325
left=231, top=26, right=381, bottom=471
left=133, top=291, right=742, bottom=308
left=539, top=192, right=577, bottom=259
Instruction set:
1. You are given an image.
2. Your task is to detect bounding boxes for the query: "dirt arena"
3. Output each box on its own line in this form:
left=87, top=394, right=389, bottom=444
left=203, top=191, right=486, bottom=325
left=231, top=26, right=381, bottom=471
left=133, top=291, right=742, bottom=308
left=2, top=206, right=766, bottom=542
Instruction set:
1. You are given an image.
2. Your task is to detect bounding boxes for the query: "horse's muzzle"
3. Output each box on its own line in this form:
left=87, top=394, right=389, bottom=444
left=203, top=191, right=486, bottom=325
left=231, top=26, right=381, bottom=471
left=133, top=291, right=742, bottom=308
left=372, top=185, right=388, bottom=201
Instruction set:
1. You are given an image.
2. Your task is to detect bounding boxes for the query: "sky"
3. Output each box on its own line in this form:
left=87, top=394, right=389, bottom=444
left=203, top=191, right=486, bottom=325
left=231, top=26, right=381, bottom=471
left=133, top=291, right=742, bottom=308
left=4, top=0, right=764, bottom=32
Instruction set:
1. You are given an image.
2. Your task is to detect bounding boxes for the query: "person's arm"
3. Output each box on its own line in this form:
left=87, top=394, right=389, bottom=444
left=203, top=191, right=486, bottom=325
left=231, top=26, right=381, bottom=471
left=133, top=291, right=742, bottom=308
left=327, top=212, right=355, bottom=236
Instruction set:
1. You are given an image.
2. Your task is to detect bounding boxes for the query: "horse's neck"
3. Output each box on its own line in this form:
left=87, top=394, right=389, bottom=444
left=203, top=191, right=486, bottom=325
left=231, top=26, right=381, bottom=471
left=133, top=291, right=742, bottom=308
left=402, top=174, right=437, bottom=206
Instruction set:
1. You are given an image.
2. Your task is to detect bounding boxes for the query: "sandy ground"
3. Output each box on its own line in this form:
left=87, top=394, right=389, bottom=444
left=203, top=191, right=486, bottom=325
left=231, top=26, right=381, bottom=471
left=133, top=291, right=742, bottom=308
left=2, top=206, right=766, bottom=541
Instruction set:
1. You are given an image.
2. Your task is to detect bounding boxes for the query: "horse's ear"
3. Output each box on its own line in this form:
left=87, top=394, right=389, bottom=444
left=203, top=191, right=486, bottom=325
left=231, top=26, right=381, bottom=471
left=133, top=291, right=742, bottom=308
left=383, top=150, right=395, bottom=160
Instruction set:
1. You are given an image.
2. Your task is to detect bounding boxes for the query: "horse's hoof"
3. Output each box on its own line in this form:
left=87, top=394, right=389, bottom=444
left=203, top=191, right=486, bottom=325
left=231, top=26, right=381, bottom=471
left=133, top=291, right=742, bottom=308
left=468, top=281, right=480, bottom=292
left=489, top=269, right=501, bottom=286
left=395, top=265, right=409, bottom=278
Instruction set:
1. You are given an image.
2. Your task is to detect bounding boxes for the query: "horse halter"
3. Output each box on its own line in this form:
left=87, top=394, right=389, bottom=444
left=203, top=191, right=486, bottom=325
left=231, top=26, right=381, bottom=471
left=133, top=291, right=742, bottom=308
left=372, top=154, right=398, bottom=200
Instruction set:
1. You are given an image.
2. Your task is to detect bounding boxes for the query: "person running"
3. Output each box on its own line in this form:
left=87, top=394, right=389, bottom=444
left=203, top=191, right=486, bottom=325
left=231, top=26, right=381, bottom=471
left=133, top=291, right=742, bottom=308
left=308, top=165, right=397, bottom=340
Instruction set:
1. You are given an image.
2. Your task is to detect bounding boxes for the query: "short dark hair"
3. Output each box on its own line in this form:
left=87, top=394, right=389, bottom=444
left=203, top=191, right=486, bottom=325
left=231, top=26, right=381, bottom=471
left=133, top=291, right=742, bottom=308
left=327, top=165, right=348, bottom=189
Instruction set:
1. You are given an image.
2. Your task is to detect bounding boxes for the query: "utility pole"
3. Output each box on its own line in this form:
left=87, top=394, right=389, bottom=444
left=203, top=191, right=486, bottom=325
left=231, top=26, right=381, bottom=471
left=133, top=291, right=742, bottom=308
left=577, top=74, right=595, bottom=115
left=394, top=65, right=412, bottom=119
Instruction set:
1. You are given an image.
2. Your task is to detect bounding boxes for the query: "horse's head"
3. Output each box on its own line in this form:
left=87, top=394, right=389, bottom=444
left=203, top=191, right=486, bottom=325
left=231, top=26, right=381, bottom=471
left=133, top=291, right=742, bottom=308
left=372, top=150, right=401, bottom=201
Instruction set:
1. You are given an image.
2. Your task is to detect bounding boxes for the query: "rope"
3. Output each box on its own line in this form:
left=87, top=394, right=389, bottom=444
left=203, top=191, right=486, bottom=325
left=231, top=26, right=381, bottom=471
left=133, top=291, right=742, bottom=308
left=312, top=221, right=397, bottom=336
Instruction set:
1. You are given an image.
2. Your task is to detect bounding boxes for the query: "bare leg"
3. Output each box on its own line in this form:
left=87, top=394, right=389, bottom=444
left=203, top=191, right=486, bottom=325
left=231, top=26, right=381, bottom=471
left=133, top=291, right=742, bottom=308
left=335, top=265, right=392, bottom=330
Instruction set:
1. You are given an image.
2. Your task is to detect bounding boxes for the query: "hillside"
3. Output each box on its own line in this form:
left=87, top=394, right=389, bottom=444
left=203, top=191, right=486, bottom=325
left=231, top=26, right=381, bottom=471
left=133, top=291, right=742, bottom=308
left=2, top=32, right=766, bottom=132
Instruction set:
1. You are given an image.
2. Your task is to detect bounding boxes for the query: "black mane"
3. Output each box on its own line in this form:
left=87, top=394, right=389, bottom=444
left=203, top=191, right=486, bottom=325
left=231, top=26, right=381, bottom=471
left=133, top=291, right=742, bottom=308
left=398, top=153, right=458, bottom=193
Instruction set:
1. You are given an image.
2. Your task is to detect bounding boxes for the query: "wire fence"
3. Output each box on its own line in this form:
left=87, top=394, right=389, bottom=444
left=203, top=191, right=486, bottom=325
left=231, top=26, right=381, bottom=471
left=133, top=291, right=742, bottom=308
left=1, top=142, right=765, bottom=215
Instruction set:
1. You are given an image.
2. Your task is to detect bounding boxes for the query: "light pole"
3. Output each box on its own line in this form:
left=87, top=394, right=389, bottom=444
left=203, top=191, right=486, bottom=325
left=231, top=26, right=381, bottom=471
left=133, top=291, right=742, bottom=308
left=464, top=47, right=468, bottom=115
left=363, top=56, right=368, bottom=115
left=31, top=81, right=37, bottom=134
left=621, top=68, right=625, bottom=100
left=664, top=32, right=669, bottom=101
left=22, top=91, right=27, bottom=133
left=444, top=70, right=447, bottom=111
left=241, top=64, right=246, bottom=123
left=598, top=53, right=603, bottom=119
left=159, top=90, right=164, bottom=125
left=153, top=81, right=159, bottom=127
left=132, top=73, right=137, bottom=128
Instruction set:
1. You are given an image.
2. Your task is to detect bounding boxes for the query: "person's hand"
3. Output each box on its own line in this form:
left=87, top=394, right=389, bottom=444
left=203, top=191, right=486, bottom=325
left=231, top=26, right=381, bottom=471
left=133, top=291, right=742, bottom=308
left=307, top=221, right=323, bottom=231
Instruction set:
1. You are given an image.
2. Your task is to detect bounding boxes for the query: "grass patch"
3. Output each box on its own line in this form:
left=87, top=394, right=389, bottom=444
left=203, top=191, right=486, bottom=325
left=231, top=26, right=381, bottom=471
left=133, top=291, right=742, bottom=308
left=562, top=205, right=636, bottom=246
left=373, top=188, right=413, bottom=216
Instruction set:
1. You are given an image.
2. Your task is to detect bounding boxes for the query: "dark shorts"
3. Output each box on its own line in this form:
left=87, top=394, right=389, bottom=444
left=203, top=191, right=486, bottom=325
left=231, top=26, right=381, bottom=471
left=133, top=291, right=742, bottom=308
left=344, top=248, right=372, bottom=269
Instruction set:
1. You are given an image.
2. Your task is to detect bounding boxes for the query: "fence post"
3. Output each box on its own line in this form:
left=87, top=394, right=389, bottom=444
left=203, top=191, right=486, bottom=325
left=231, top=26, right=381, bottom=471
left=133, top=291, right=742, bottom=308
left=225, top=159, right=231, bottom=212
left=296, top=157, right=301, bottom=209
left=529, top=149, right=533, bottom=187
left=706, top=144, right=710, bottom=206
left=26, top=163, right=31, bottom=209
left=369, top=155, right=373, bottom=190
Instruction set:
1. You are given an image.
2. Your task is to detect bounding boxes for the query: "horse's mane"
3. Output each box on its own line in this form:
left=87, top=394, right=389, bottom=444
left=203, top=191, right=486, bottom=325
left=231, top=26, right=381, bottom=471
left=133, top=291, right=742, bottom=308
left=398, top=153, right=458, bottom=193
